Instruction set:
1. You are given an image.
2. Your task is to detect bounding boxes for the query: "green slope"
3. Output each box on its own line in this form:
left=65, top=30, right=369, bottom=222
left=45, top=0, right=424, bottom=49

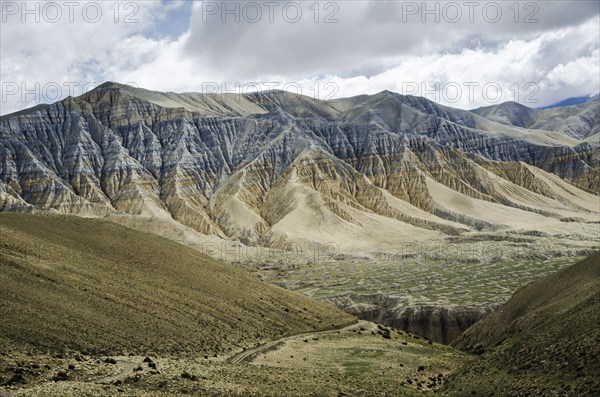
left=443, top=253, right=600, bottom=396
left=0, top=214, right=474, bottom=396
left=0, top=213, right=354, bottom=357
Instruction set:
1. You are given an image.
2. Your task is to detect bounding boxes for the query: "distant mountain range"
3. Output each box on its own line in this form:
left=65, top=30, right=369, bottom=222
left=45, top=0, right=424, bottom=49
left=538, top=94, right=600, bottom=109
left=1, top=83, right=598, bottom=255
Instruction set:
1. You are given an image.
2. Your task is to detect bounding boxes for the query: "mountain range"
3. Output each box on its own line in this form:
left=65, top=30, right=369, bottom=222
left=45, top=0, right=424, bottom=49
left=537, top=94, right=600, bottom=110
left=1, top=82, right=598, bottom=257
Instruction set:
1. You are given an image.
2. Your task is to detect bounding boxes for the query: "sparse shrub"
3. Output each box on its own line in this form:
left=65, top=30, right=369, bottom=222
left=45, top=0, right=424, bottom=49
left=4, top=373, right=26, bottom=386
left=125, top=374, right=141, bottom=383
left=52, top=371, right=69, bottom=382
left=181, top=371, right=199, bottom=381
left=377, top=327, right=392, bottom=339
left=472, top=344, right=485, bottom=355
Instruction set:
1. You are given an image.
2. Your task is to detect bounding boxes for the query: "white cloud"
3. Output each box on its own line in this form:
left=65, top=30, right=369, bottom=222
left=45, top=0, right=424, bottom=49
left=306, top=16, right=600, bottom=108
left=0, top=0, right=177, bottom=113
left=1, top=0, right=599, bottom=114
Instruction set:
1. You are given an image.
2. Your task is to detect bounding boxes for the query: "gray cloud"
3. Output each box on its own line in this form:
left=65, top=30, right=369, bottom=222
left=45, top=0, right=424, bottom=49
left=0, top=0, right=598, bottom=114
left=182, top=0, right=600, bottom=80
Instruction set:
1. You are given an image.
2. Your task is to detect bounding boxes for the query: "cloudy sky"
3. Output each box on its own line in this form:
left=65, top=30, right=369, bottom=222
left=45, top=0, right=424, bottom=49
left=1, top=0, right=599, bottom=114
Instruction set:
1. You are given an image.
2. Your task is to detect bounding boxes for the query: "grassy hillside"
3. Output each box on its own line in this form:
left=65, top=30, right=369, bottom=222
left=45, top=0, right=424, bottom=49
left=0, top=213, right=354, bottom=357
left=0, top=213, right=475, bottom=396
left=443, top=253, right=600, bottom=396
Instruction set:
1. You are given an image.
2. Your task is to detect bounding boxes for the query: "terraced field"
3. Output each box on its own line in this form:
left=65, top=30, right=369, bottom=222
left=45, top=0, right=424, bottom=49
left=236, top=241, right=593, bottom=344
left=239, top=242, right=588, bottom=307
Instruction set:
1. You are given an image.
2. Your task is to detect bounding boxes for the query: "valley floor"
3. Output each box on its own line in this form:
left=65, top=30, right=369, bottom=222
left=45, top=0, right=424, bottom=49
left=0, top=321, right=474, bottom=397
left=1, top=214, right=597, bottom=396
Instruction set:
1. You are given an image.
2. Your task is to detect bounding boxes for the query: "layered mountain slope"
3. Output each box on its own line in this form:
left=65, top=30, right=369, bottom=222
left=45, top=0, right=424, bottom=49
left=0, top=213, right=354, bottom=356
left=473, top=99, right=600, bottom=140
left=1, top=83, right=598, bottom=255
left=443, top=253, right=600, bottom=396
left=471, top=101, right=538, bottom=128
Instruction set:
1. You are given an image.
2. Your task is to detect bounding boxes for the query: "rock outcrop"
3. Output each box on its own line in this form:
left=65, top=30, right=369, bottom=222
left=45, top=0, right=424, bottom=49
left=326, top=293, right=496, bottom=344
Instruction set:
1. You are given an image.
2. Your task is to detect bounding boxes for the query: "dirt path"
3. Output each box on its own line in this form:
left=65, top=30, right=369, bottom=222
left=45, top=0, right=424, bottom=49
left=93, top=360, right=139, bottom=384
left=228, top=320, right=364, bottom=364
left=87, top=322, right=362, bottom=383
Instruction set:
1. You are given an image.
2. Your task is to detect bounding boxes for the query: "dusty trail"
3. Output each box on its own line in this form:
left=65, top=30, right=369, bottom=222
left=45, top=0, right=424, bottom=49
left=82, top=321, right=360, bottom=385
left=93, top=360, right=139, bottom=384
left=228, top=320, right=363, bottom=364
